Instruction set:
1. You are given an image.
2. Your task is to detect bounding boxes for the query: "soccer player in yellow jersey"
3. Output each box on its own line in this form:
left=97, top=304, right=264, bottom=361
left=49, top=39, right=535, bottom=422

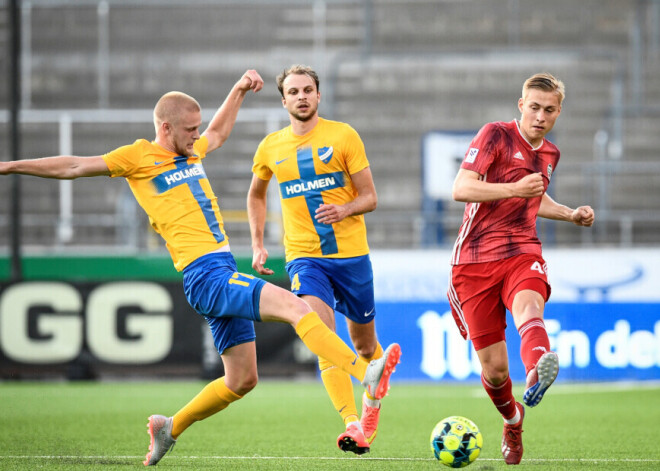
left=0, top=69, right=401, bottom=466
left=248, top=65, right=389, bottom=454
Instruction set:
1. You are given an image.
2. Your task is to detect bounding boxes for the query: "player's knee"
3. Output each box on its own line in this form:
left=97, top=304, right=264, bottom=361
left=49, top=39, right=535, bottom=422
left=232, top=372, right=258, bottom=396
left=482, top=364, right=509, bottom=386
left=355, top=341, right=377, bottom=360
left=260, top=284, right=312, bottom=324
left=286, top=295, right=315, bottom=323
left=240, top=376, right=258, bottom=395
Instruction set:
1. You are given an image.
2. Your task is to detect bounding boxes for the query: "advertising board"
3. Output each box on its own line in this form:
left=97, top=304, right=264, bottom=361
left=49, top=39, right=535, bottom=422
left=334, top=248, right=660, bottom=382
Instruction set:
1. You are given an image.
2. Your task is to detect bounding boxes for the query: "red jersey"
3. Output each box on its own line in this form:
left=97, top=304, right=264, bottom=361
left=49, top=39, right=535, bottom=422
left=450, top=120, right=560, bottom=265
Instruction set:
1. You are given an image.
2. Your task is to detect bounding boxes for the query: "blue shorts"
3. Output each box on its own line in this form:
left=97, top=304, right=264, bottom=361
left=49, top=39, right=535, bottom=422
left=285, top=255, right=376, bottom=324
left=183, top=251, right=266, bottom=354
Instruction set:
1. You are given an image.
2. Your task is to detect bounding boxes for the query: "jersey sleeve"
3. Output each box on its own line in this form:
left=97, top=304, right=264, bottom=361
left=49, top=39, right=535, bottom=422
left=342, top=124, right=369, bottom=175
left=251, top=138, right=273, bottom=180
left=460, top=122, right=501, bottom=176
left=103, top=141, right=142, bottom=178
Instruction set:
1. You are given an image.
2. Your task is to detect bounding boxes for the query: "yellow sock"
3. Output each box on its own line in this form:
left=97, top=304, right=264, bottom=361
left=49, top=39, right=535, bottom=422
left=319, top=357, right=359, bottom=426
left=295, top=312, right=367, bottom=381
left=360, top=343, right=384, bottom=400
left=171, top=377, right=242, bottom=438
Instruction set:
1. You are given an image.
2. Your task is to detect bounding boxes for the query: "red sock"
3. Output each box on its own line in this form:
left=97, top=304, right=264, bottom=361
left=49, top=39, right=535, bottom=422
left=518, top=318, right=551, bottom=374
left=481, top=373, right=517, bottom=420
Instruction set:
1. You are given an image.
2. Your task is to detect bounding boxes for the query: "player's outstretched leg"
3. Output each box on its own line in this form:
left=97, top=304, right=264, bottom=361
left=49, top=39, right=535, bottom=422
left=501, top=402, right=525, bottom=465
left=143, top=415, right=176, bottom=466
left=361, top=343, right=401, bottom=400
left=337, top=422, right=370, bottom=455
left=523, top=351, right=559, bottom=407
left=360, top=392, right=381, bottom=445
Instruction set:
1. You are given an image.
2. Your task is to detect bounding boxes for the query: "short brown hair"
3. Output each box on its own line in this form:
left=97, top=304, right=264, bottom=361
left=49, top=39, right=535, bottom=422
left=276, top=65, right=320, bottom=97
left=522, top=73, right=565, bottom=105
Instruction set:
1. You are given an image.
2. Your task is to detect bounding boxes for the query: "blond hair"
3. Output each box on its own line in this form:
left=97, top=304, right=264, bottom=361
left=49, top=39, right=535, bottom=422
left=522, top=73, right=565, bottom=105
left=153, top=91, right=201, bottom=133
left=276, top=65, right=320, bottom=97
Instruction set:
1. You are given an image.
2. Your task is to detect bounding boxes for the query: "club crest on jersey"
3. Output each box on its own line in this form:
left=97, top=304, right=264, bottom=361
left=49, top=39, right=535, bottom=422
left=318, top=146, right=334, bottom=164
left=465, top=147, right=479, bottom=163
left=547, top=164, right=553, bottom=179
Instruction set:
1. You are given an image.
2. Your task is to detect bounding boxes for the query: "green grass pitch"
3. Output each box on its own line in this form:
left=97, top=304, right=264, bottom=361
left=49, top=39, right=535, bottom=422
left=1, top=380, right=659, bottom=470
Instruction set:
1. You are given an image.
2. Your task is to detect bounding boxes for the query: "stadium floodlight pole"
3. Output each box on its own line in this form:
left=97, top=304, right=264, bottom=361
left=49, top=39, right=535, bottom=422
left=9, top=0, right=23, bottom=281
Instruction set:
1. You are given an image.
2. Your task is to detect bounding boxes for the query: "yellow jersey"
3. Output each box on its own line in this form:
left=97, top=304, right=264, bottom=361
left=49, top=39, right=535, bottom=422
left=103, top=136, right=229, bottom=271
left=252, top=118, right=370, bottom=261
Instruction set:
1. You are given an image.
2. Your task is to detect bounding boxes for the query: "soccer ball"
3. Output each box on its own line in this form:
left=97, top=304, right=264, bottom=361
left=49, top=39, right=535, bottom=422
left=430, top=416, right=483, bottom=468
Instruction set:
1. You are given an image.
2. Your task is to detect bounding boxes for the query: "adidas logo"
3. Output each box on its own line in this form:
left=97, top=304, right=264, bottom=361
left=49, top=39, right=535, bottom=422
left=513, top=151, right=524, bottom=160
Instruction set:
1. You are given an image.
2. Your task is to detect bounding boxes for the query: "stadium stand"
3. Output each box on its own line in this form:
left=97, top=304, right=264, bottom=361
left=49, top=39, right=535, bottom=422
left=1, top=0, right=659, bottom=250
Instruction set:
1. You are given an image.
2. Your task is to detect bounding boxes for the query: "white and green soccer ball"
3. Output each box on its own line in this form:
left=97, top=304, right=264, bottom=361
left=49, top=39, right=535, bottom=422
left=430, top=416, right=483, bottom=468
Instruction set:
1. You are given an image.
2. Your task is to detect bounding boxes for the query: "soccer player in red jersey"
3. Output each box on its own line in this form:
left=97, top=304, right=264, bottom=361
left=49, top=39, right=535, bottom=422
left=447, top=73, right=595, bottom=465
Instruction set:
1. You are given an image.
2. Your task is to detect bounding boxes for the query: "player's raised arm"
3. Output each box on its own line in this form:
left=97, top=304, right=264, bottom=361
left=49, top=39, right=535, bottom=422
left=203, top=69, right=264, bottom=154
left=0, top=155, right=110, bottom=179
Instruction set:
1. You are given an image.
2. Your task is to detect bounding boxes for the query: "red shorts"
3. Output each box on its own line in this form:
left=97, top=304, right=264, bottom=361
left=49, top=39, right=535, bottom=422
left=447, top=253, right=551, bottom=350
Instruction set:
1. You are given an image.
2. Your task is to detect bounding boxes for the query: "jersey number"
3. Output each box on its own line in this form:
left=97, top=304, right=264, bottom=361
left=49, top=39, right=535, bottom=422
left=530, top=261, right=546, bottom=274
left=228, top=272, right=255, bottom=287
left=290, top=273, right=301, bottom=292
